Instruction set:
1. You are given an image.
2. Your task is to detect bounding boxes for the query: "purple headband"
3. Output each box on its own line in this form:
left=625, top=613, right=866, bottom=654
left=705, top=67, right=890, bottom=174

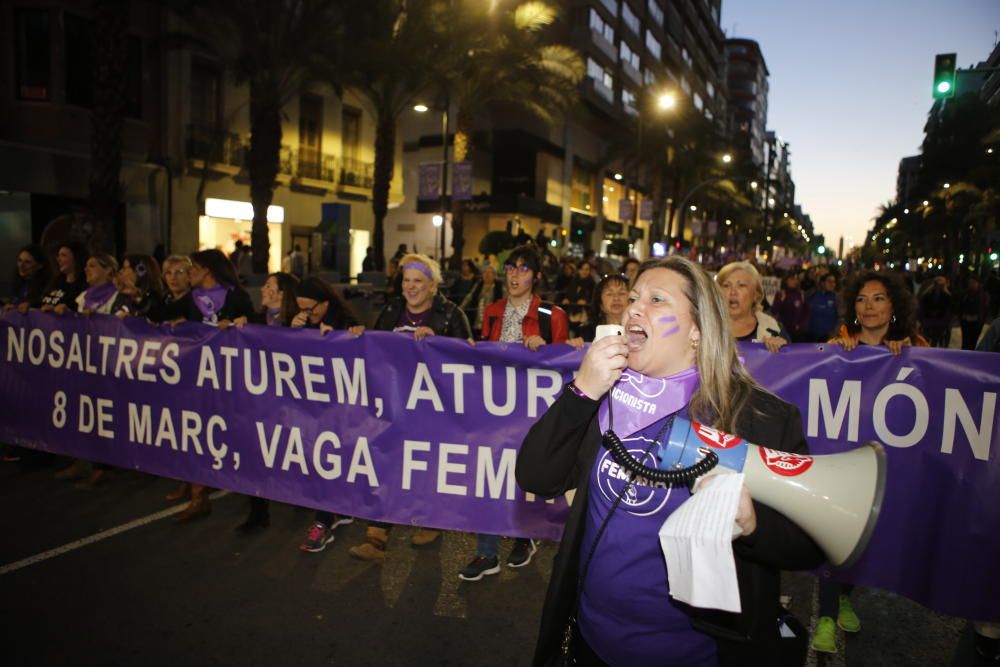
left=402, top=262, right=434, bottom=280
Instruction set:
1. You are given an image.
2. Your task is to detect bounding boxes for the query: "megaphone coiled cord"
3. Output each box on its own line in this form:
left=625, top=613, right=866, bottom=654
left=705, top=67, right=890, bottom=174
left=604, top=396, right=718, bottom=486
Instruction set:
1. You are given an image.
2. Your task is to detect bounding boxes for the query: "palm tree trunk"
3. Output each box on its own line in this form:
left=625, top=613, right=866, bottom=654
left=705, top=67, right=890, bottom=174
left=89, top=0, right=129, bottom=255
left=371, top=108, right=396, bottom=272
left=248, top=81, right=281, bottom=275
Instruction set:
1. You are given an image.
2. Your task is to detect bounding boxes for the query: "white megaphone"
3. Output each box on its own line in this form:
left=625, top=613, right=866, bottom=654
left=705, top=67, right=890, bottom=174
left=653, top=417, right=886, bottom=568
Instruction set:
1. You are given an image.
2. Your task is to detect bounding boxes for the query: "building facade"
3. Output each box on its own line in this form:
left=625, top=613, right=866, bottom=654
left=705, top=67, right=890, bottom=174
left=1, top=1, right=399, bottom=287
left=384, top=0, right=728, bottom=264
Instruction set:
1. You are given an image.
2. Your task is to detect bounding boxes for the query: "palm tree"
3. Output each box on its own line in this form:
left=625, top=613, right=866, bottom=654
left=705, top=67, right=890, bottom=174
left=435, top=1, right=583, bottom=267
left=331, top=1, right=449, bottom=270
left=175, top=0, right=343, bottom=273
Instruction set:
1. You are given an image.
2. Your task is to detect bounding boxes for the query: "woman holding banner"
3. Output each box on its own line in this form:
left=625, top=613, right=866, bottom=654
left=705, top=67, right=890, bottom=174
left=348, top=254, right=472, bottom=561
left=165, top=249, right=254, bottom=521
left=810, top=270, right=927, bottom=654
left=291, top=276, right=364, bottom=552
left=516, top=256, right=824, bottom=666
left=229, top=271, right=300, bottom=534
left=830, top=271, right=927, bottom=354
left=114, top=255, right=163, bottom=319
left=36, top=243, right=87, bottom=314
left=716, top=261, right=788, bottom=353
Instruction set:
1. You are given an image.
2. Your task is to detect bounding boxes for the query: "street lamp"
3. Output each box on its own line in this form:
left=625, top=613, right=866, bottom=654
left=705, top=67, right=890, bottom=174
left=721, top=153, right=732, bottom=164
left=414, top=101, right=449, bottom=262
left=629, top=88, right=677, bottom=247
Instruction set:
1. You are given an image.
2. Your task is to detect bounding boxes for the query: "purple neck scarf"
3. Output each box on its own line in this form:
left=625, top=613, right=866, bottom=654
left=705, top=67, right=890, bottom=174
left=266, top=307, right=282, bottom=327
left=597, top=367, right=700, bottom=438
left=82, top=282, right=117, bottom=311
left=192, top=285, right=230, bottom=322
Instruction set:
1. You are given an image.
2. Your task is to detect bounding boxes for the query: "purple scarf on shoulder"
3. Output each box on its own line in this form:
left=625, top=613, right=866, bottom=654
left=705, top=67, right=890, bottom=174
left=192, top=285, right=231, bottom=322
left=597, top=367, right=700, bottom=438
left=82, top=283, right=117, bottom=311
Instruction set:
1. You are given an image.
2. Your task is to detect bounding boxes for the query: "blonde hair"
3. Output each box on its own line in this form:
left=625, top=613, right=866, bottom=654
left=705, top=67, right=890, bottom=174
left=716, top=261, right=765, bottom=312
left=88, top=253, right=119, bottom=272
left=636, top=257, right=762, bottom=433
left=398, top=253, right=442, bottom=286
left=162, top=255, right=193, bottom=271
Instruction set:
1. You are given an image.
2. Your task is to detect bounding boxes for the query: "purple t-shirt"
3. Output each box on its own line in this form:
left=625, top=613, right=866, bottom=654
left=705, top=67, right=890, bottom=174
left=578, top=414, right=717, bottom=666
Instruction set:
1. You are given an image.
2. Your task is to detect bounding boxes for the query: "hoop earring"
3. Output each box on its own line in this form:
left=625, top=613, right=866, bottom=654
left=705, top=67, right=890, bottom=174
left=854, top=317, right=859, bottom=326
left=891, top=314, right=897, bottom=324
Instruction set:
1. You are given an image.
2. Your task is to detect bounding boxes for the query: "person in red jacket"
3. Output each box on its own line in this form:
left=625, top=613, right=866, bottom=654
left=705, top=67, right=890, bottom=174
left=481, top=247, right=569, bottom=349
left=460, top=245, right=569, bottom=582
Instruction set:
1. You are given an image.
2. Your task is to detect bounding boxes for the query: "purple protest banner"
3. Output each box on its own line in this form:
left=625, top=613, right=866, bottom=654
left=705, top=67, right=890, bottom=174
left=1, top=311, right=998, bottom=621
left=0, top=311, right=578, bottom=541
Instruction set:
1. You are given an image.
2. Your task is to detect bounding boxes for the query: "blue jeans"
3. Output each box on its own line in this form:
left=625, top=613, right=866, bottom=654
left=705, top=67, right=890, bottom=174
left=819, top=580, right=855, bottom=617
left=477, top=533, right=499, bottom=559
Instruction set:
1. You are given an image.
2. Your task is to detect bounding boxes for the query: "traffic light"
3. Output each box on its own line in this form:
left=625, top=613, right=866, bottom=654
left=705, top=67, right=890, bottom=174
left=933, top=53, right=957, bottom=99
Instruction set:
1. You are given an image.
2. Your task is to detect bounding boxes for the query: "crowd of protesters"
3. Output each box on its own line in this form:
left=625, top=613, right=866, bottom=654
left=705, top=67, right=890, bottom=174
left=4, top=239, right=1000, bottom=662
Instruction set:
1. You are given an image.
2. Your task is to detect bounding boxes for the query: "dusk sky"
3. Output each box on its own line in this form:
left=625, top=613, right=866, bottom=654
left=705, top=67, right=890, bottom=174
left=720, top=0, right=999, bottom=254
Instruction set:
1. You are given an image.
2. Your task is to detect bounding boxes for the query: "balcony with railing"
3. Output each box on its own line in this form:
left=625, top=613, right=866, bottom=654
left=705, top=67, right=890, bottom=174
left=186, top=124, right=244, bottom=170
left=340, top=157, right=374, bottom=189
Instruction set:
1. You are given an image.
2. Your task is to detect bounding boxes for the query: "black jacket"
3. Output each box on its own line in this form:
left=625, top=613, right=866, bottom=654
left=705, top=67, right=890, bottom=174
left=373, top=294, right=472, bottom=339
left=516, top=387, right=824, bottom=666
left=159, top=288, right=254, bottom=323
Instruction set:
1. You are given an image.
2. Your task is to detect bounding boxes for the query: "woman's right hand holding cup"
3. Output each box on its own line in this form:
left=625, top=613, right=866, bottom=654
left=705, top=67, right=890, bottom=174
left=573, top=334, right=629, bottom=400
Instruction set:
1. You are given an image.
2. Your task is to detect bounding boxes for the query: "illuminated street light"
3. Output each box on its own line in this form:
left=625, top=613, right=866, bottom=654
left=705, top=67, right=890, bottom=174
left=943, top=182, right=951, bottom=189
left=614, top=173, right=623, bottom=180
left=903, top=208, right=909, bottom=214
left=432, top=214, right=443, bottom=227
left=721, top=153, right=732, bottom=164
left=923, top=200, right=930, bottom=206
left=750, top=181, right=758, bottom=189
left=689, top=205, right=697, bottom=211
left=657, top=92, right=677, bottom=110
left=413, top=104, right=429, bottom=113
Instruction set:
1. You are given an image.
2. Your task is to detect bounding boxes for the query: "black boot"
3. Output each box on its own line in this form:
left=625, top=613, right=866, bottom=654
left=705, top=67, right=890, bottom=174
left=236, top=497, right=270, bottom=534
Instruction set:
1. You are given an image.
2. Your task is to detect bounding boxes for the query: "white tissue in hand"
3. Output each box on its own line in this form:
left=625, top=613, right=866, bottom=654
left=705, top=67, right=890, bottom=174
left=658, top=472, right=743, bottom=612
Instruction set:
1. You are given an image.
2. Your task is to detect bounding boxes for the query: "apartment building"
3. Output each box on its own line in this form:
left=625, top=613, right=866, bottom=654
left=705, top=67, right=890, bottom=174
left=1, top=1, right=398, bottom=283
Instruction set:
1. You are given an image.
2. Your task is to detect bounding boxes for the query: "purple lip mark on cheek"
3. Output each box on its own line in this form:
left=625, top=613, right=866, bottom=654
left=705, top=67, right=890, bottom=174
left=657, top=316, right=677, bottom=324
left=661, top=325, right=680, bottom=338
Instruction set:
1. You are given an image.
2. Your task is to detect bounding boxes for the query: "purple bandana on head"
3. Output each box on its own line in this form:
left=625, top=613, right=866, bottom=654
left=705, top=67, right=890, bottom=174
left=597, top=367, right=700, bottom=438
left=402, top=262, right=433, bottom=279
left=82, top=282, right=117, bottom=311
left=192, top=285, right=230, bottom=321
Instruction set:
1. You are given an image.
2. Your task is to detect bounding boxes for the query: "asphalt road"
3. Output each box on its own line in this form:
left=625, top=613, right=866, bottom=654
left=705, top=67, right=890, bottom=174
left=0, top=453, right=984, bottom=667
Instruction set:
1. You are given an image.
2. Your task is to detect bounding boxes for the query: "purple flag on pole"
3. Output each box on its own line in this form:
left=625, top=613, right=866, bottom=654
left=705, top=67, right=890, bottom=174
left=618, top=199, right=633, bottom=221
left=452, top=161, right=472, bottom=201
left=639, top=198, right=652, bottom=221
left=418, top=162, right=442, bottom=201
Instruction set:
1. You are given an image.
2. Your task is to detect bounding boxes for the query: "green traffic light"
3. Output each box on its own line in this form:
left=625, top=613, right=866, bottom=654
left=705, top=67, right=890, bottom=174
left=932, top=53, right=957, bottom=100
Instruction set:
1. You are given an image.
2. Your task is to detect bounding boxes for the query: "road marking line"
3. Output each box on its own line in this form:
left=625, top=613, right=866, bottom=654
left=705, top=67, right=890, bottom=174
left=0, top=490, right=229, bottom=576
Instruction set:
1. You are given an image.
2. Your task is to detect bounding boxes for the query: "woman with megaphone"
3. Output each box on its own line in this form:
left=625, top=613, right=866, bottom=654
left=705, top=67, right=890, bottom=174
left=516, top=256, right=825, bottom=667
